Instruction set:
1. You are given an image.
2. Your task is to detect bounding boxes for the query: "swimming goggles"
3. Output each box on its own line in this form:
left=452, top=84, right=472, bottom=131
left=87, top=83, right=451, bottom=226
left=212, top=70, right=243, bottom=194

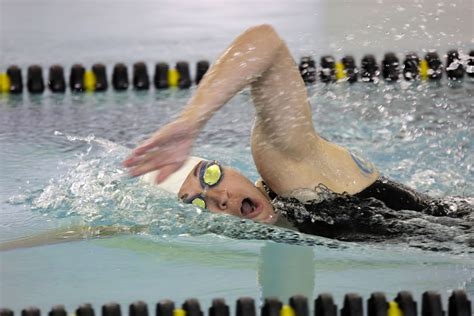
left=182, top=160, right=223, bottom=209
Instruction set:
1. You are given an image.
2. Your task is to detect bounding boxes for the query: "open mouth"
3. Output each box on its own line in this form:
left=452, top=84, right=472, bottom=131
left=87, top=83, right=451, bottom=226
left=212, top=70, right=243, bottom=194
left=240, top=197, right=261, bottom=218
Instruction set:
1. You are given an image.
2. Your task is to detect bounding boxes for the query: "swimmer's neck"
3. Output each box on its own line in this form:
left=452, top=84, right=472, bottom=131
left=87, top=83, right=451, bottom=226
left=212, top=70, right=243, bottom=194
left=255, top=179, right=271, bottom=199
left=255, top=182, right=296, bottom=230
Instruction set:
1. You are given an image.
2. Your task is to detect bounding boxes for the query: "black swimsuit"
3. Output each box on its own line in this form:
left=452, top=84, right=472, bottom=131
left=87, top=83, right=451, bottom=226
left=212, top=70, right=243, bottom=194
left=263, top=178, right=473, bottom=251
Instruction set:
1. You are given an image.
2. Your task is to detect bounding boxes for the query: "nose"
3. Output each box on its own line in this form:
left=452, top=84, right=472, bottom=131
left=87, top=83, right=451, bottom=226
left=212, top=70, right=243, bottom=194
left=206, top=188, right=229, bottom=210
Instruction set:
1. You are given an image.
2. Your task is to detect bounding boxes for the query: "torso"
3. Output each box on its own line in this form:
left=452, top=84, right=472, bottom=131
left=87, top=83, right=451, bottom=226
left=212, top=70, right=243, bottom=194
left=260, top=179, right=473, bottom=247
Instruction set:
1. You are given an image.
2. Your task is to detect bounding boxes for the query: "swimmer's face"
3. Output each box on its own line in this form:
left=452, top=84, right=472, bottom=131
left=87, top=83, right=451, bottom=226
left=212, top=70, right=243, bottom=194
left=178, top=161, right=277, bottom=224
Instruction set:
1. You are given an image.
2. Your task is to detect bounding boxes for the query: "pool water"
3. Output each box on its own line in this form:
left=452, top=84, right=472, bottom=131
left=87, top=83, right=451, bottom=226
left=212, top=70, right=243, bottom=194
left=1, top=0, right=473, bottom=313
left=1, top=81, right=473, bottom=312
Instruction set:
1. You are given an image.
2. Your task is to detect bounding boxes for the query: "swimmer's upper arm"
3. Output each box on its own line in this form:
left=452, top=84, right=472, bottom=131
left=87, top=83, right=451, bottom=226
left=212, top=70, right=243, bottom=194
left=249, top=37, right=320, bottom=157
left=247, top=35, right=380, bottom=194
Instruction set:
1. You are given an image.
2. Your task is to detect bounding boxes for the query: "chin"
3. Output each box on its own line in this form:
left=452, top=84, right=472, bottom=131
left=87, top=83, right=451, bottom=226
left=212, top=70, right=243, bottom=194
left=258, top=209, right=279, bottom=224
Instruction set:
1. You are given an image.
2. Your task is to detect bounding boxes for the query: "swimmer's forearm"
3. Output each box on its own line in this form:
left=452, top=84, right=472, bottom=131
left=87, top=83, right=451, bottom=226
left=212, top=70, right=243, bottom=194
left=0, top=225, right=147, bottom=251
left=180, top=24, right=283, bottom=126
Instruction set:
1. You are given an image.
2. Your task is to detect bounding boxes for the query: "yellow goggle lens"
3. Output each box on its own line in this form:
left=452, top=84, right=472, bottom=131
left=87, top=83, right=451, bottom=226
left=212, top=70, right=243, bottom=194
left=203, top=164, right=222, bottom=186
left=191, top=198, right=206, bottom=209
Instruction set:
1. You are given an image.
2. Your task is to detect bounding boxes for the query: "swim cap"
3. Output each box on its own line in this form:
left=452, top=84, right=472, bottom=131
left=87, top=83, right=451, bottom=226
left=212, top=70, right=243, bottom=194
left=140, top=156, right=203, bottom=195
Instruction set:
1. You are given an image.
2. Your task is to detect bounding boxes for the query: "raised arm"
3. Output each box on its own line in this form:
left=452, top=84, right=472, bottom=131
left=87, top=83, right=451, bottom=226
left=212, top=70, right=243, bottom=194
left=124, top=24, right=378, bottom=195
left=123, top=24, right=317, bottom=183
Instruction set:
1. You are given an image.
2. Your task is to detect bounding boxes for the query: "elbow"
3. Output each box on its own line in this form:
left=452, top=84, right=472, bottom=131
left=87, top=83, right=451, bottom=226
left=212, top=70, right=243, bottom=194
left=247, top=24, right=281, bottom=40
left=245, top=24, right=283, bottom=47
left=251, top=24, right=278, bottom=35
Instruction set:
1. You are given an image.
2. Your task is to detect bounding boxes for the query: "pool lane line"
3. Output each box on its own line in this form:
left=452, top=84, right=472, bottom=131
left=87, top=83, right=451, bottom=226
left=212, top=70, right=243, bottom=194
left=1, top=290, right=471, bottom=316
left=1, top=49, right=473, bottom=94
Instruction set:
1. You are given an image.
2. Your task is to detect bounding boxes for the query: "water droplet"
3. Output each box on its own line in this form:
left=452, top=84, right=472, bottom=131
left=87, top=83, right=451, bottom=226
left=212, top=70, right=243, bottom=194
left=395, top=33, right=405, bottom=41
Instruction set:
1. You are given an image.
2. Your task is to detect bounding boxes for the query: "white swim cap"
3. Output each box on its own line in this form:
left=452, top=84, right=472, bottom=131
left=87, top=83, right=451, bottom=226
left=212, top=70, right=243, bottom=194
left=140, top=156, right=204, bottom=195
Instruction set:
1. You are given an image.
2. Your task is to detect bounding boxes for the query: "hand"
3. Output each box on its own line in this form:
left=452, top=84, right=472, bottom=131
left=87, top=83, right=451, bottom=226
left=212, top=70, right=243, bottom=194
left=123, top=118, right=200, bottom=183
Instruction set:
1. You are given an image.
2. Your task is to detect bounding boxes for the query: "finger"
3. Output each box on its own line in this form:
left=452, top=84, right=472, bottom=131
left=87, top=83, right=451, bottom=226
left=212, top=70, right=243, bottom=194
left=132, top=129, right=178, bottom=156
left=132, top=136, right=179, bottom=157
left=123, top=155, right=139, bottom=167
left=155, top=164, right=183, bottom=184
left=129, top=150, right=168, bottom=170
left=133, top=123, right=193, bottom=156
left=132, top=139, right=161, bottom=157
left=123, top=149, right=160, bottom=168
left=126, top=137, right=192, bottom=174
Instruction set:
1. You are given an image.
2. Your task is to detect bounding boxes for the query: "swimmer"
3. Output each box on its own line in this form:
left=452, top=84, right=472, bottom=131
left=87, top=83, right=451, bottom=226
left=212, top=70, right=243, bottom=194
left=123, top=24, right=472, bottom=242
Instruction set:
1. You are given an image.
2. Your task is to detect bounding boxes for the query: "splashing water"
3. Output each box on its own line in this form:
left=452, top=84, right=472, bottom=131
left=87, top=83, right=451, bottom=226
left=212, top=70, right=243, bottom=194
left=13, top=129, right=471, bottom=255
left=25, top=133, right=343, bottom=248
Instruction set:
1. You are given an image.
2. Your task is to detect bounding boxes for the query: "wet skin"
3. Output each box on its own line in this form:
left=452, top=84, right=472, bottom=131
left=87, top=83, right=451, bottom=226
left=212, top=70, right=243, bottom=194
left=178, top=161, right=278, bottom=224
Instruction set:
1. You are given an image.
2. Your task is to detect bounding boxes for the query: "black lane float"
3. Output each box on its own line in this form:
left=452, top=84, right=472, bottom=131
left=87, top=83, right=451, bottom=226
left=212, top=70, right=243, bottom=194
left=6, top=65, right=23, bottom=94
left=424, top=52, right=443, bottom=81
left=26, top=65, right=45, bottom=93
left=446, top=50, right=465, bottom=81
left=70, top=64, right=85, bottom=92
left=1, top=49, right=472, bottom=94
left=0, top=290, right=471, bottom=316
left=48, top=65, right=66, bottom=92
left=112, top=63, right=129, bottom=91
left=360, top=54, right=379, bottom=82
left=92, top=63, right=108, bottom=91
left=176, top=61, right=191, bottom=89
left=467, top=50, right=474, bottom=78
left=403, top=53, right=420, bottom=81
left=154, top=62, right=169, bottom=89
left=340, top=55, right=358, bottom=83
left=195, top=60, right=210, bottom=85
left=133, top=62, right=150, bottom=90
left=381, top=53, right=400, bottom=82
left=299, top=56, right=317, bottom=85
left=319, top=56, right=336, bottom=83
